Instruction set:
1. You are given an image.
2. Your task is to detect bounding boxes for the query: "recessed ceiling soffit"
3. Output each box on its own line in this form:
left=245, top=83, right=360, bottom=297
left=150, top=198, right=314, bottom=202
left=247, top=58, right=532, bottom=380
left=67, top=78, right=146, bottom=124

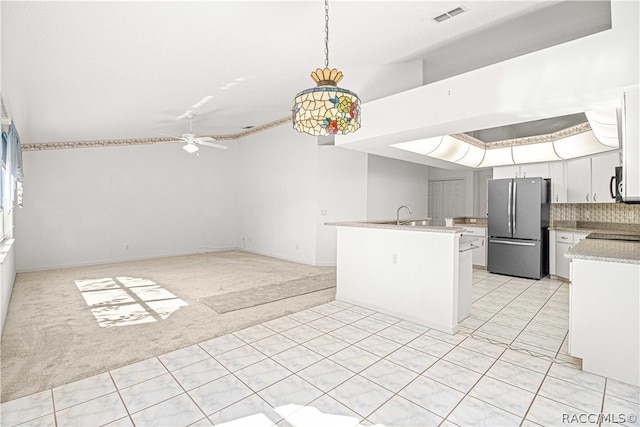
left=452, top=122, right=591, bottom=149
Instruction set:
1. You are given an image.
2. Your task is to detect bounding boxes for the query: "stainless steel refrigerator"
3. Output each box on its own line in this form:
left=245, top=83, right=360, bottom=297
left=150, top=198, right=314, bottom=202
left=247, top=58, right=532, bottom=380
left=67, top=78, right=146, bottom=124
left=488, top=177, right=550, bottom=279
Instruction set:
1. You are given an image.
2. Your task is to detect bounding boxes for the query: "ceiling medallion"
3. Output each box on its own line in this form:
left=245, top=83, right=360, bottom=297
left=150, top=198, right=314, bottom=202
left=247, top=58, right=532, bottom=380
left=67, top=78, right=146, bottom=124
left=292, top=0, right=361, bottom=136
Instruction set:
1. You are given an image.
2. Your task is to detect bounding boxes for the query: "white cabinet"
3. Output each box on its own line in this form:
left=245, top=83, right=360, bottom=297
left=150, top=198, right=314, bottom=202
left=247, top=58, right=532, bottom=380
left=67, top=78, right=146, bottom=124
left=591, top=151, right=622, bottom=203
left=550, top=230, right=588, bottom=280
left=566, top=151, right=621, bottom=203
left=567, top=157, right=591, bottom=203
left=493, top=165, right=520, bottom=179
left=462, top=226, right=487, bottom=267
left=550, top=162, right=567, bottom=203
left=569, top=258, right=640, bottom=386
left=555, top=231, right=574, bottom=279
left=521, top=163, right=551, bottom=179
left=621, top=87, right=640, bottom=203
left=493, top=163, right=551, bottom=179
left=493, top=152, right=621, bottom=204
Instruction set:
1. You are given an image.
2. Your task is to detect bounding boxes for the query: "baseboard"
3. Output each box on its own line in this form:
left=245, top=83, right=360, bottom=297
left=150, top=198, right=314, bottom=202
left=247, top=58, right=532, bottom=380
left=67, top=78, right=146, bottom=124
left=16, top=246, right=240, bottom=273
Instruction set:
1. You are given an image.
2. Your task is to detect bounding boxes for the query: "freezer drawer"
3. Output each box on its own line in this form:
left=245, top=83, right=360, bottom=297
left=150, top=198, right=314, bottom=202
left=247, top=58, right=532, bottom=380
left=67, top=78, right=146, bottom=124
left=488, top=238, right=546, bottom=279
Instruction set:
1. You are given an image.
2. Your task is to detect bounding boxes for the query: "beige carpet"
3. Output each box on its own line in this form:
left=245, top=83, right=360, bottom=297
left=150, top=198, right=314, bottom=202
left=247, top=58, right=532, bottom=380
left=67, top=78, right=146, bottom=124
left=201, top=272, right=336, bottom=313
left=0, top=250, right=336, bottom=402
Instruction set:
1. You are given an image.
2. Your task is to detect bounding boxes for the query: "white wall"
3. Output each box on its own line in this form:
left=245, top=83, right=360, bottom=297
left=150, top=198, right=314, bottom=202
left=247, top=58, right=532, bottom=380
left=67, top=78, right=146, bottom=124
left=367, top=154, right=429, bottom=221
left=236, top=128, right=430, bottom=266
left=337, top=0, right=639, bottom=166
left=15, top=142, right=238, bottom=271
left=315, top=146, right=368, bottom=266
left=428, top=167, right=475, bottom=217
left=14, top=126, right=435, bottom=272
left=236, top=126, right=319, bottom=265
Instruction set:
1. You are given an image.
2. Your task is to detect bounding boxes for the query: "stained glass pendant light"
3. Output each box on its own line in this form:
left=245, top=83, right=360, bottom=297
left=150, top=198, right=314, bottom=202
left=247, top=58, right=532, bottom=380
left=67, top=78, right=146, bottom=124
left=292, top=0, right=361, bottom=136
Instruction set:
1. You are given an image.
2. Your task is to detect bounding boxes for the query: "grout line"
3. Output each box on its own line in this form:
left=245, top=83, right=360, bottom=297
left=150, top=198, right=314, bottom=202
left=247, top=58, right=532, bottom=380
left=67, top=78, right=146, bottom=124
left=599, top=379, right=608, bottom=427
left=3, top=272, right=605, bottom=426
left=105, top=371, right=136, bottom=426
left=520, top=362, right=553, bottom=426
left=51, top=388, right=58, bottom=427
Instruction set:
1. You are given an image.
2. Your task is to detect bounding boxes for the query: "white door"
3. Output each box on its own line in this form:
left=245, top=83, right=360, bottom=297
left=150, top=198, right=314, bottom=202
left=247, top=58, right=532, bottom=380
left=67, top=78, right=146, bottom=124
left=429, top=179, right=466, bottom=226
left=442, top=180, right=466, bottom=219
left=428, top=181, right=444, bottom=225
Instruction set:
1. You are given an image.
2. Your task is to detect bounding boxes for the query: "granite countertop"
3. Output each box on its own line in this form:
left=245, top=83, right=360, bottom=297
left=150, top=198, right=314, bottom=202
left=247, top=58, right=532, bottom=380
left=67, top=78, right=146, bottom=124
left=566, top=239, right=640, bottom=265
left=326, top=220, right=465, bottom=234
left=457, top=223, right=488, bottom=228
left=549, top=221, right=640, bottom=235
left=453, top=217, right=488, bottom=227
left=550, top=226, right=640, bottom=236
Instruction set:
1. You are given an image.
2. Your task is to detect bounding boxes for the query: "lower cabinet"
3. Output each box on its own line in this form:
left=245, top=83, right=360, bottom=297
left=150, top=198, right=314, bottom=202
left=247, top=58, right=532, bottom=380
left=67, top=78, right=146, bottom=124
left=549, top=230, right=589, bottom=280
left=556, top=240, right=572, bottom=279
left=462, top=226, right=487, bottom=267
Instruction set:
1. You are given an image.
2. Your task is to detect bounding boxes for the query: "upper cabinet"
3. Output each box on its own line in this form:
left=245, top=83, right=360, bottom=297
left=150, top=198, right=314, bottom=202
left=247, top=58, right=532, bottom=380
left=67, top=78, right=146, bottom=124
left=492, top=165, right=520, bottom=180
left=550, top=162, right=567, bottom=203
left=492, top=150, right=621, bottom=204
left=591, top=151, right=622, bottom=202
left=566, top=151, right=621, bottom=203
left=493, top=163, right=551, bottom=179
left=566, top=157, right=591, bottom=203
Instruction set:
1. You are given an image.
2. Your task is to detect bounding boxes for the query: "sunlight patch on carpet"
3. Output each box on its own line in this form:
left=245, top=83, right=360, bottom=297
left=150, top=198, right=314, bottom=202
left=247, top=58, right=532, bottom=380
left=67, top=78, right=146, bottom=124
left=74, top=277, right=188, bottom=327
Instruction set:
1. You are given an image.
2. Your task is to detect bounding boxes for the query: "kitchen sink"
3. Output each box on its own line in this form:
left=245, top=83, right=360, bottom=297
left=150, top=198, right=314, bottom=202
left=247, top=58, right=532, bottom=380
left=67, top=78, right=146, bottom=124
left=372, top=219, right=431, bottom=226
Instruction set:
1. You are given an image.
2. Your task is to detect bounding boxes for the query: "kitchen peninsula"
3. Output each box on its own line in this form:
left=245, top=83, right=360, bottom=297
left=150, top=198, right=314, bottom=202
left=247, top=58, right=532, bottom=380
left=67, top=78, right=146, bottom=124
left=327, top=219, right=476, bottom=334
left=566, top=236, right=640, bottom=387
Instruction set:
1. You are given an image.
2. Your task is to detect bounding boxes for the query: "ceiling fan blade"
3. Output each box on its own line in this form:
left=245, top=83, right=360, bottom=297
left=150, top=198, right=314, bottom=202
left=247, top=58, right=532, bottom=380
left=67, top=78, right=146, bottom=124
left=196, top=136, right=217, bottom=143
left=158, top=132, right=186, bottom=141
left=196, top=140, right=228, bottom=150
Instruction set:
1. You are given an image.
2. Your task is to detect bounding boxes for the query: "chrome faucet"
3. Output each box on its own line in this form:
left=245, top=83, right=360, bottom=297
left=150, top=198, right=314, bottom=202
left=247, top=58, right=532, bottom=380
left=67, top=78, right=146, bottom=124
left=396, top=205, right=412, bottom=225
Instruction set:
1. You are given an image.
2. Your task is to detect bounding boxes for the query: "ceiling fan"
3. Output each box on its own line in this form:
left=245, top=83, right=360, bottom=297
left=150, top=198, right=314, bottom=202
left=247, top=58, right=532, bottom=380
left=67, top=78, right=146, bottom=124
left=166, top=113, right=228, bottom=154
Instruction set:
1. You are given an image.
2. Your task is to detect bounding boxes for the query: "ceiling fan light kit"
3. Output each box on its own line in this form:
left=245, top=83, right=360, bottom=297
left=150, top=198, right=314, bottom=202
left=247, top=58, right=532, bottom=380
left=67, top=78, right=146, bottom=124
left=292, top=0, right=361, bottom=137
left=168, top=113, right=228, bottom=154
left=182, top=142, right=199, bottom=153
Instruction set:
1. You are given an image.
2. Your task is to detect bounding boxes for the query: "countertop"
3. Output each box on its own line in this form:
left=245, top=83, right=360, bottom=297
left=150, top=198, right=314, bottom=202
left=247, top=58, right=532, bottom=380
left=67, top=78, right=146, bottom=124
left=550, top=221, right=640, bottom=235
left=326, top=220, right=465, bottom=234
left=550, top=226, right=640, bottom=236
left=566, top=239, right=640, bottom=265
left=452, top=217, right=488, bottom=227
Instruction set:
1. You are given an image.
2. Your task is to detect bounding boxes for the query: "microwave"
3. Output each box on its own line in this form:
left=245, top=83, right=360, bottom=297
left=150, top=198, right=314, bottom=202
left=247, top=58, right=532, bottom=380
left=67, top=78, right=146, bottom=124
left=612, top=165, right=640, bottom=204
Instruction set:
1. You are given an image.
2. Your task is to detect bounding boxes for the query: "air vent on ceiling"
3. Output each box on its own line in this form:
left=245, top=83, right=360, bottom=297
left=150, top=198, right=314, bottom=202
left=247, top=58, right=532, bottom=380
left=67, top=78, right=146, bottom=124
left=433, top=6, right=467, bottom=23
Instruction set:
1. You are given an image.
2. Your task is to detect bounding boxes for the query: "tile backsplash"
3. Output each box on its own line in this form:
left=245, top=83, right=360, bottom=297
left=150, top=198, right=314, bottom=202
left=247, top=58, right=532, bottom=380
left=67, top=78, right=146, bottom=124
left=551, top=203, right=640, bottom=228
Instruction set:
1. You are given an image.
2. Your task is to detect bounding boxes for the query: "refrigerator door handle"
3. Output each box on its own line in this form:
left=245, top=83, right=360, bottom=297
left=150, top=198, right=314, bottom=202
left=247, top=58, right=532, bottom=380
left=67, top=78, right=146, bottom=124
left=489, top=239, right=536, bottom=247
left=507, top=181, right=512, bottom=234
left=513, top=181, right=517, bottom=234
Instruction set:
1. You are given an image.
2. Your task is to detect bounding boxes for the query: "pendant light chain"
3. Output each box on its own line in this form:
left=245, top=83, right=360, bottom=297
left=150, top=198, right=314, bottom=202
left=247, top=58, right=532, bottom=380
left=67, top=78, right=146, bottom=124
left=291, top=0, right=360, bottom=136
left=324, top=0, right=330, bottom=68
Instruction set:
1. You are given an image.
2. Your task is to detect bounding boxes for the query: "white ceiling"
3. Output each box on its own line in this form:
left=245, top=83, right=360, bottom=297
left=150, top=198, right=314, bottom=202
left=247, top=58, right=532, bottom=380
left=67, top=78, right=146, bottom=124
left=1, top=1, right=610, bottom=145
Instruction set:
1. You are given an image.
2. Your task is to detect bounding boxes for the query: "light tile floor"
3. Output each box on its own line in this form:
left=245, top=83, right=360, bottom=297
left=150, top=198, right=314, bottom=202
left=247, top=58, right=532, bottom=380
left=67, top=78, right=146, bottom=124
left=2, top=270, right=639, bottom=426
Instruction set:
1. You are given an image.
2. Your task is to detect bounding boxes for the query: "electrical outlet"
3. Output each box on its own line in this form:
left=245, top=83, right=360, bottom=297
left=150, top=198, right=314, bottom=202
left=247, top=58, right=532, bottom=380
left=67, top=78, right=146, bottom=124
left=392, top=254, right=398, bottom=264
